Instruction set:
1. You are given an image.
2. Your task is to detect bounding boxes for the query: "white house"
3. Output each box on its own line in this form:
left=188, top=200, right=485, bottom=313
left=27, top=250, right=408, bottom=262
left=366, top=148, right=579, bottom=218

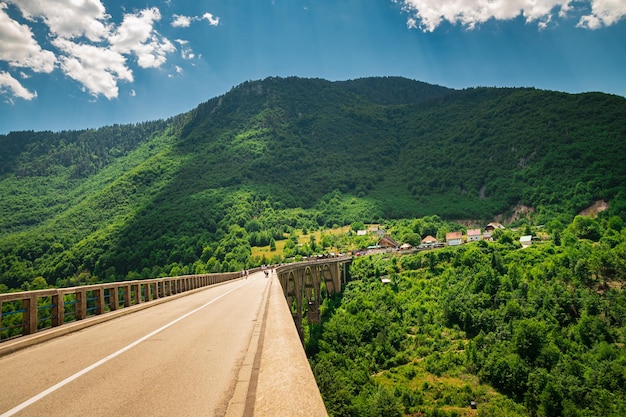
left=467, top=229, right=482, bottom=242
left=520, top=235, right=533, bottom=247
left=446, top=231, right=463, bottom=246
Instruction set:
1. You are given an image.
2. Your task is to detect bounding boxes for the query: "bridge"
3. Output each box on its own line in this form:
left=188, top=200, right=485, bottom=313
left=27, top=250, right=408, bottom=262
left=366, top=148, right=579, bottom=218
left=0, top=257, right=351, bottom=416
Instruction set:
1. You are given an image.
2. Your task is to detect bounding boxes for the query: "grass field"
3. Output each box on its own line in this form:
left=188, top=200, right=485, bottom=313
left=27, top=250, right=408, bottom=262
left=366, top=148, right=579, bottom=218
left=251, top=225, right=352, bottom=260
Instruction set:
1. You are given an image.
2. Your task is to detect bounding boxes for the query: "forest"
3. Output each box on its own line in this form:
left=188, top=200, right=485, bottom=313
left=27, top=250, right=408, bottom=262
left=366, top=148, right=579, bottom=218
left=0, top=76, right=625, bottom=293
left=307, top=216, right=626, bottom=417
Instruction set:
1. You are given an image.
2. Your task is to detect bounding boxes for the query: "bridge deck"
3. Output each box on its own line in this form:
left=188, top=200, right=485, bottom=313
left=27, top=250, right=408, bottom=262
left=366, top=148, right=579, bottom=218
left=0, top=271, right=327, bottom=417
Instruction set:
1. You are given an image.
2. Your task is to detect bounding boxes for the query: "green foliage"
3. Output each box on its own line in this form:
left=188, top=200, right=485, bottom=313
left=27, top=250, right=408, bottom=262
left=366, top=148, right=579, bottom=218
left=1, top=76, right=625, bottom=293
left=309, top=219, right=626, bottom=416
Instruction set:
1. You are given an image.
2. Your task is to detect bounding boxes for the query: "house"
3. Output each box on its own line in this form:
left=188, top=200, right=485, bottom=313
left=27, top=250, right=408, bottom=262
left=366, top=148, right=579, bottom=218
left=485, top=222, right=505, bottom=231
left=467, top=229, right=482, bottom=242
left=483, top=230, right=493, bottom=241
left=421, top=235, right=438, bottom=245
left=446, top=231, right=463, bottom=246
left=520, top=235, right=533, bottom=247
left=356, top=230, right=367, bottom=236
left=374, top=228, right=387, bottom=238
left=399, top=243, right=413, bottom=250
left=377, top=234, right=399, bottom=249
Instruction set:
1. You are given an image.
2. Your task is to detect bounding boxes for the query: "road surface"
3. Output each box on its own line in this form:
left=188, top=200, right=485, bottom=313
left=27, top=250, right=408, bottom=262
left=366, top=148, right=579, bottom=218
left=0, top=272, right=272, bottom=417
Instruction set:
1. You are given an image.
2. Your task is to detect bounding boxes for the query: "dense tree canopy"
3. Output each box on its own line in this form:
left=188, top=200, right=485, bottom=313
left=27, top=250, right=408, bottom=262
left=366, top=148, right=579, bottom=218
left=0, top=76, right=625, bottom=292
left=308, top=218, right=626, bottom=417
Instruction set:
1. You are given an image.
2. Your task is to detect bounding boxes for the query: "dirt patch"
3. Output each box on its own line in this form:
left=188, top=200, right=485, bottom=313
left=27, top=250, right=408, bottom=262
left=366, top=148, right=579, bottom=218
left=494, top=203, right=534, bottom=225
left=579, top=200, right=609, bottom=218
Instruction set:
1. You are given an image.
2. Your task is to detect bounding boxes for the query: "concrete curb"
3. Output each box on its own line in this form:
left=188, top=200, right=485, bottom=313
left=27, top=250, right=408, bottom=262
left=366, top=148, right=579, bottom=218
left=253, top=276, right=328, bottom=416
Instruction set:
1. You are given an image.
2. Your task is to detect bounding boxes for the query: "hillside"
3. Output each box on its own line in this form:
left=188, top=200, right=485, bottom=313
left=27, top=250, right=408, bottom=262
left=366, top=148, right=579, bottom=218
left=1, top=76, right=625, bottom=290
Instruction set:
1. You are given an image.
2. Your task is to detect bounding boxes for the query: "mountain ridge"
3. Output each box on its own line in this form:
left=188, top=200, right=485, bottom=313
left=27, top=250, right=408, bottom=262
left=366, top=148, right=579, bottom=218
left=1, top=76, right=625, bottom=288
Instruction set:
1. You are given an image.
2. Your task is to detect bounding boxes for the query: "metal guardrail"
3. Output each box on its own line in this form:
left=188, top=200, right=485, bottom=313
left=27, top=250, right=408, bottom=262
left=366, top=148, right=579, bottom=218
left=0, top=272, right=242, bottom=342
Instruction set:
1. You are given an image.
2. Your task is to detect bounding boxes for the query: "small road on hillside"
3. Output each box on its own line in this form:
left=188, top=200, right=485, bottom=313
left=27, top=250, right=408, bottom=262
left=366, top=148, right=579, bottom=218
left=0, top=272, right=272, bottom=417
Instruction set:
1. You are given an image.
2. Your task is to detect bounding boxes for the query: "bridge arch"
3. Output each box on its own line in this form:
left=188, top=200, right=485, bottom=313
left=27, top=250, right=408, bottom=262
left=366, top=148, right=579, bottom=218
left=276, top=257, right=351, bottom=340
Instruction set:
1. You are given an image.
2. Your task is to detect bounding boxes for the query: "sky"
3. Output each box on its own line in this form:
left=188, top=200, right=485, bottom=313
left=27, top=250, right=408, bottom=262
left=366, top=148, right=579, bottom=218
left=0, top=0, right=625, bottom=134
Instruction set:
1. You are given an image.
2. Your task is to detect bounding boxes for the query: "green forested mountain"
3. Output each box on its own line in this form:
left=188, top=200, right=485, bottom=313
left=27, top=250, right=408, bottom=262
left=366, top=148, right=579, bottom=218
left=1, top=76, right=625, bottom=290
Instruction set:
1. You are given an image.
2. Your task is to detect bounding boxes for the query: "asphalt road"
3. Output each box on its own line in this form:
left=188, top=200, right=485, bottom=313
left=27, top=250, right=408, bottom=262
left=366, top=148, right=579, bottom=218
left=0, top=272, right=272, bottom=417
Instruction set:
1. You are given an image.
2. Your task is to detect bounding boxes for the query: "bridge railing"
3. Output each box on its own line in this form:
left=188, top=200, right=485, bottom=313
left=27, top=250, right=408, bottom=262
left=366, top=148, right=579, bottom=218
left=0, top=272, right=241, bottom=343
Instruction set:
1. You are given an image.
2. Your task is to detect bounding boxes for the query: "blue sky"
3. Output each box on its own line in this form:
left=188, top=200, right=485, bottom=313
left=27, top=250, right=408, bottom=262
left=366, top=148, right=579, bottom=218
left=1, top=0, right=625, bottom=134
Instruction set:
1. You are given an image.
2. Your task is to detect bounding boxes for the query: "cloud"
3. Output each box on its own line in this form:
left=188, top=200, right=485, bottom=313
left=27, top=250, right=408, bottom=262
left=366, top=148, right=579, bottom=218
left=171, top=12, right=220, bottom=28
left=175, top=39, right=195, bottom=60
left=172, top=14, right=192, bottom=28
left=0, top=71, right=37, bottom=101
left=577, top=0, right=626, bottom=28
left=52, top=37, right=132, bottom=99
left=397, top=0, right=626, bottom=31
left=0, top=2, right=178, bottom=101
left=202, top=13, right=220, bottom=26
left=9, top=0, right=110, bottom=41
left=0, top=4, right=56, bottom=73
left=109, top=8, right=175, bottom=68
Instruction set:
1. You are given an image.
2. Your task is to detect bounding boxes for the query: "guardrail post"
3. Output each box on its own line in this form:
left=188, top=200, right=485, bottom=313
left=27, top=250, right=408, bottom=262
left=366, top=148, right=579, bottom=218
left=123, top=285, right=131, bottom=307
left=95, top=288, right=105, bottom=315
left=22, top=295, right=38, bottom=335
left=76, top=289, right=86, bottom=320
left=110, top=287, right=119, bottom=311
left=51, top=291, right=64, bottom=327
left=132, top=284, right=141, bottom=305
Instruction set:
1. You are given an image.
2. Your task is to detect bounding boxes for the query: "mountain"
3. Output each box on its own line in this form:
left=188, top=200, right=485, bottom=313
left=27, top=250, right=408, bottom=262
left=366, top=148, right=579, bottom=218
left=1, top=76, right=625, bottom=289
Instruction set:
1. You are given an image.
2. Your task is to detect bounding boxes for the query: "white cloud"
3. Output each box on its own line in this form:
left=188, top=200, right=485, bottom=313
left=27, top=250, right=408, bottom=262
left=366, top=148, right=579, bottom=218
left=0, top=2, right=179, bottom=101
left=171, top=12, right=220, bottom=28
left=175, top=39, right=195, bottom=60
left=202, top=12, right=220, bottom=26
left=578, top=0, right=626, bottom=28
left=172, top=14, right=192, bottom=28
left=52, top=37, right=132, bottom=99
left=109, top=8, right=175, bottom=69
left=397, top=0, right=626, bottom=31
left=0, top=4, right=56, bottom=73
left=129, top=88, right=136, bottom=97
left=8, top=0, right=110, bottom=41
left=0, top=70, right=37, bottom=101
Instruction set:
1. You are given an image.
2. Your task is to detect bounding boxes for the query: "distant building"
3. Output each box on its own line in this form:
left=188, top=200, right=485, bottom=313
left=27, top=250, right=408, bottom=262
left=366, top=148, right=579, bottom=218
left=467, top=229, right=482, bottom=242
left=374, top=228, right=387, bottom=238
left=356, top=230, right=367, bottom=236
left=485, top=222, right=505, bottom=231
left=421, top=235, right=438, bottom=245
left=520, top=235, right=533, bottom=247
left=483, top=230, right=493, bottom=241
left=446, top=231, right=463, bottom=246
left=377, top=234, right=399, bottom=249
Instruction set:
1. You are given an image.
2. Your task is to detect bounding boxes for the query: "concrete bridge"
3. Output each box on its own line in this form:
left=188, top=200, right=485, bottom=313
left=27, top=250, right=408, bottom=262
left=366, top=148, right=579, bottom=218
left=276, top=256, right=351, bottom=339
left=0, top=257, right=351, bottom=416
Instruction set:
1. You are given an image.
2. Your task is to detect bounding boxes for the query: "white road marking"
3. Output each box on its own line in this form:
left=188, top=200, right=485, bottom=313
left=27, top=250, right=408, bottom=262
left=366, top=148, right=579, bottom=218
left=0, top=280, right=249, bottom=417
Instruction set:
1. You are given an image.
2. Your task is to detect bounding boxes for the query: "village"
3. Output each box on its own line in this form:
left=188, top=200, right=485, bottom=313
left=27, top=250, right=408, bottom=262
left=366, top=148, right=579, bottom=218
left=354, top=222, right=536, bottom=257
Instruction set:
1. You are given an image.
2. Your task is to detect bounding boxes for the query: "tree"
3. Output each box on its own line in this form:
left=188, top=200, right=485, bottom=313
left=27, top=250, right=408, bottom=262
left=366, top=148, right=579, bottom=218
left=570, top=215, right=601, bottom=241
left=513, top=319, right=548, bottom=363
